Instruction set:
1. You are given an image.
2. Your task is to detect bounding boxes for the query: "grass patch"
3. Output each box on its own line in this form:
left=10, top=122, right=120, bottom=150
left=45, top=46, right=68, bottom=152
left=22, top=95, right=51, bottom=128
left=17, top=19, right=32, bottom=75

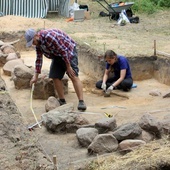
left=80, top=137, right=170, bottom=170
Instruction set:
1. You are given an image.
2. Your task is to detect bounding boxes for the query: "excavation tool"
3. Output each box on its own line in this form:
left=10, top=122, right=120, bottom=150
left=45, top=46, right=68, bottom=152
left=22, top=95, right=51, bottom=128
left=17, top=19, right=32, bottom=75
left=69, top=111, right=101, bottom=115
left=104, top=90, right=111, bottom=97
left=104, top=112, right=113, bottom=118
left=101, top=105, right=126, bottom=109
left=30, top=83, right=41, bottom=129
left=28, top=120, right=43, bottom=131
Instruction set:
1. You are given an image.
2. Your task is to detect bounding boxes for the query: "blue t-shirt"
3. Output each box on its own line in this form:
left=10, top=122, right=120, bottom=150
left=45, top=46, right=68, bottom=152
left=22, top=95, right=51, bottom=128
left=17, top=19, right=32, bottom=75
left=106, top=55, right=132, bottom=79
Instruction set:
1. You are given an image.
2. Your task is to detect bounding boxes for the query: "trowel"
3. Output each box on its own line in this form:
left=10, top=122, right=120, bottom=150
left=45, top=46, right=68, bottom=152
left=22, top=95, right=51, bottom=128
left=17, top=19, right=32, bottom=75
left=104, top=90, right=111, bottom=97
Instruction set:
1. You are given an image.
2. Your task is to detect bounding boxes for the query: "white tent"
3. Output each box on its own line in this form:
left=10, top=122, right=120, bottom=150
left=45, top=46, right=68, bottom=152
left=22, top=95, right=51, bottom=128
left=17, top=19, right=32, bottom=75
left=0, top=0, right=69, bottom=18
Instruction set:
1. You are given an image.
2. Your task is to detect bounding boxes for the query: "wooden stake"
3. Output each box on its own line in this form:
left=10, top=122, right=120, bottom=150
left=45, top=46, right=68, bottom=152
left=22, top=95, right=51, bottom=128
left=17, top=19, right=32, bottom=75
left=154, top=40, right=156, bottom=56
left=53, top=155, right=57, bottom=170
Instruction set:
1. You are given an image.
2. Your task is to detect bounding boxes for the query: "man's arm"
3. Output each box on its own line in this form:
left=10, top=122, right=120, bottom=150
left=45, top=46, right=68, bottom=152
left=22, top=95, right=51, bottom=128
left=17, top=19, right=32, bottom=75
left=30, top=49, right=43, bottom=86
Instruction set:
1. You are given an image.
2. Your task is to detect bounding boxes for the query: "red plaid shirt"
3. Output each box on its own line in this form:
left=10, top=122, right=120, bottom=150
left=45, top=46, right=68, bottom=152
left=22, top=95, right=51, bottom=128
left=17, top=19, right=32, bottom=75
left=35, top=29, right=76, bottom=73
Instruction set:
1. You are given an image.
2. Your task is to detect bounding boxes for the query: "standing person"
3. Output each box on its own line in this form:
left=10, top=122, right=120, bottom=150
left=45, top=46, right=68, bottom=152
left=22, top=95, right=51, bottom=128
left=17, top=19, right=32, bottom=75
left=25, top=28, right=86, bottom=111
left=96, top=50, right=133, bottom=94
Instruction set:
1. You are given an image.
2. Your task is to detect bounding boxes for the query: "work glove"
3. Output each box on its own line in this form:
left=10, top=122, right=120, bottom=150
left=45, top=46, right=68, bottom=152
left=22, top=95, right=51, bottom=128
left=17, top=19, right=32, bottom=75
left=106, top=85, right=114, bottom=94
left=101, top=82, right=106, bottom=91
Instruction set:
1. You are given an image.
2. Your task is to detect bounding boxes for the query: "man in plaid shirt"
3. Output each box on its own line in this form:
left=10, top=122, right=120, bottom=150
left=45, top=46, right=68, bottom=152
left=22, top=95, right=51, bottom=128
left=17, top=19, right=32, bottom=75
left=25, top=28, right=86, bottom=111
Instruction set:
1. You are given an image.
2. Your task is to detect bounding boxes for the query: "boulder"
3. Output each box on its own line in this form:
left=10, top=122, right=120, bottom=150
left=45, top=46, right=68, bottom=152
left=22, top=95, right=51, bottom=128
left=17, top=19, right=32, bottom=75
left=3, top=59, right=24, bottom=76
left=12, top=64, right=34, bottom=89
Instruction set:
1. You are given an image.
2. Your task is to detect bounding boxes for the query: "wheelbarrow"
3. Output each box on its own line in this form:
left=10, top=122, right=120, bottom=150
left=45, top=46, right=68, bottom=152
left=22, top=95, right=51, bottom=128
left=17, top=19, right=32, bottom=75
left=96, top=0, right=134, bottom=20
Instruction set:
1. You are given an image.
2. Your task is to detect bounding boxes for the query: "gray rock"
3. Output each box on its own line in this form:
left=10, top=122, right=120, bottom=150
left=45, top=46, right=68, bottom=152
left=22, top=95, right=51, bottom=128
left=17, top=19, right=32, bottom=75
left=1, top=44, right=15, bottom=54
left=6, top=52, right=18, bottom=62
left=119, top=139, right=146, bottom=152
left=113, top=123, right=142, bottom=141
left=3, top=59, right=24, bottom=76
left=45, top=96, right=60, bottom=112
left=12, top=64, right=34, bottom=89
left=135, top=130, right=155, bottom=143
left=88, top=134, right=118, bottom=154
left=76, top=128, right=98, bottom=147
left=42, top=103, right=88, bottom=133
left=138, top=113, right=162, bottom=138
left=95, top=117, right=117, bottom=133
left=161, top=114, right=170, bottom=134
left=149, top=89, right=161, bottom=96
left=112, top=122, right=142, bottom=141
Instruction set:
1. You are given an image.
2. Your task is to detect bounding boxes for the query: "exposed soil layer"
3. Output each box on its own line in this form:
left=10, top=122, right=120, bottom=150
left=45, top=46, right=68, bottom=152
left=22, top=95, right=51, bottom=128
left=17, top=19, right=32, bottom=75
left=0, top=7, right=170, bottom=170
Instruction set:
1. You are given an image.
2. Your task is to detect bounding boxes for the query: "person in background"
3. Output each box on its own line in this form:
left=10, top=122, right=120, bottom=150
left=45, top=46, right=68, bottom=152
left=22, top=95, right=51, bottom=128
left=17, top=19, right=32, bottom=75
left=25, top=28, right=86, bottom=111
left=96, top=50, right=133, bottom=95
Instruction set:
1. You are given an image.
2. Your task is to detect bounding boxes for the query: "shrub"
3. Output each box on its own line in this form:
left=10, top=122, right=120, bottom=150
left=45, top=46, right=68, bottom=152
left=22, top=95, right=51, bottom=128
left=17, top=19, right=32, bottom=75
left=150, top=0, right=159, bottom=5
left=132, top=0, right=157, bottom=14
left=158, top=0, right=170, bottom=7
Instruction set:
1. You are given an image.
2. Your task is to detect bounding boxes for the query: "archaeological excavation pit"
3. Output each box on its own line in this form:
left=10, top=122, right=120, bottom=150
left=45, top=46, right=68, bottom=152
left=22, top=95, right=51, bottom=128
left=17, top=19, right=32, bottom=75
left=1, top=32, right=170, bottom=87
left=1, top=31, right=170, bottom=170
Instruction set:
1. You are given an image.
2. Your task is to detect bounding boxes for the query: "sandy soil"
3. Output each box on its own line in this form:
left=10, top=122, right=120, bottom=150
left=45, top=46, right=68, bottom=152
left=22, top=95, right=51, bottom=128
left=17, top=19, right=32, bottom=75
left=1, top=53, right=170, bottom=169
left=0, top=3, right=170, bottom=169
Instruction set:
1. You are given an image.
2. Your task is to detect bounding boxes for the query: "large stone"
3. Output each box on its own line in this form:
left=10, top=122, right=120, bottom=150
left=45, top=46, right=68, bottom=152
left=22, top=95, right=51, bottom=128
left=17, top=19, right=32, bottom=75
left=112, top=122, right=142, bottom=141
left=161, top=114, right=170, bottom=134
left=6, top=53, right=19, bottom=62
left=76, top=128, right=98, bottom=147
left=12, top=64, right=34, bottom=89
left=1, top=44, right=15, bottom=54
left=45, top=96, right=60, bottom=112
left=88, top=134, right=118, bottom=154
left=138, top=113, right=162, bottom=138
left=41, top=103, right=88, bottom=133
left=95, top=117, right=117, bottom=133
left=135, top=130, right=155, bottom=143
left=0, top=52, right=8, bottom=66
left=33, top=77, right=55, bottom=100
left=33, top=74, right=68, bottom=100
left=3, top=59, right=24, bottom=76
left=119, top=139, right=146, bottom=152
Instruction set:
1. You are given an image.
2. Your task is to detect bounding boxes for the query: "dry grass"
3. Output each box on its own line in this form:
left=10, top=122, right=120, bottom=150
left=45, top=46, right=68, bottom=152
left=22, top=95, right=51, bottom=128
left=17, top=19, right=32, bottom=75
left=82, top=137, right=170, bottom=170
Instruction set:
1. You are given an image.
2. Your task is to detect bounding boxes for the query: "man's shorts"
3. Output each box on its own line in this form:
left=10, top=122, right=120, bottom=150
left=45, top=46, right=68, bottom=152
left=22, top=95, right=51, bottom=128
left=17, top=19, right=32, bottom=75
left=49, top=47, right=79, bottom=80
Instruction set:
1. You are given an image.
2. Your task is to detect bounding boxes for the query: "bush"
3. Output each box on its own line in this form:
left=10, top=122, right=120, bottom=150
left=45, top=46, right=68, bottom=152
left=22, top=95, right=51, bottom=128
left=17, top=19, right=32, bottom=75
left=150, top=0, right=159, bottom=5
left=127, top=0, right=169, bottom=14
left=158, top=0, right=170, bottom=7
left=132, top=0, right=157, bottom=14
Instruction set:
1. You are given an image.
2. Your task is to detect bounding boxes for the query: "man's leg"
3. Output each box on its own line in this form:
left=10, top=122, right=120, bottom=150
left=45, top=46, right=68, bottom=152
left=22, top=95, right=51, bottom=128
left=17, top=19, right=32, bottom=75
left=70, top=76, right=83, bottom=100
left=53, top=78, right=65, bottom=99
left=70, top=76, right=86, bottom=110
left=53, top=78, right=66, bottom=105
left=49, top=58, right=67, bottom=105
left=69, top=47, right=86, bottom=110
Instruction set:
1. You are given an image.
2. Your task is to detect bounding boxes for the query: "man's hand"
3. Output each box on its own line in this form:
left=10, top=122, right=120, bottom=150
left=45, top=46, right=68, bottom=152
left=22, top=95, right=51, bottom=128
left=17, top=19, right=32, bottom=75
left=30, top=74, right=38, bottom=86
left=101, top=82, right=106, bottom=91
left=66, top=66, right=76, bottom=78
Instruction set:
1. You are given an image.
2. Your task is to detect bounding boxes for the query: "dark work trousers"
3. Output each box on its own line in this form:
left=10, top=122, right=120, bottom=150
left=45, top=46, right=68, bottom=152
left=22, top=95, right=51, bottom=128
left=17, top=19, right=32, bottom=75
left=96, top=77, right=133, bottom=91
